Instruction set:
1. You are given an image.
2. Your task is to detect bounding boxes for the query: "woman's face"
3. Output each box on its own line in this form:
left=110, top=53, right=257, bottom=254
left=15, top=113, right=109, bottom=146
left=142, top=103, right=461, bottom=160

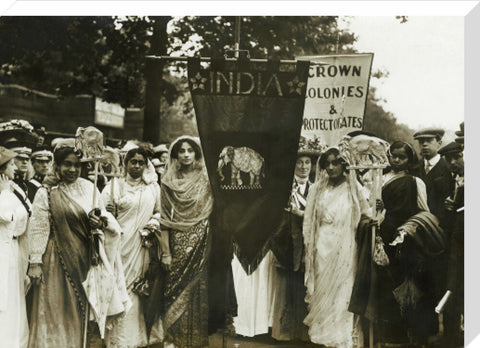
left=295, top=156, right=312, bottom=179
left=177, top=142, right=195, bottom=167
left=58, top=154, right=81, bottom=184
left=389, top=147, right=409, bottom=172
left=126, top=153, right=146, bottom=179
left=325, top=154, right=344, bottom=180
left=160, top=152, right=169, bottom=164
left=2, top=159, right=17, bottom=180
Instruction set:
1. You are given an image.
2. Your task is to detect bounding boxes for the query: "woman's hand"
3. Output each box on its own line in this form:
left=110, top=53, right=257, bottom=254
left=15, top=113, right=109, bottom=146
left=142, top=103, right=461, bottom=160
left=375, top=199, right=385, bottom=212
left=161, top=253, right=172, bottom=272
left=28, top=264, right=43, bottom=285
left=0, top=174, right=12, bottom=192
left=105, top=203, right=117, bottom=217
left=88, top=209, right=104, bottom=230
left=290, top=205, right=304, bottom=217
left=444, top=197, right=455, bottom=211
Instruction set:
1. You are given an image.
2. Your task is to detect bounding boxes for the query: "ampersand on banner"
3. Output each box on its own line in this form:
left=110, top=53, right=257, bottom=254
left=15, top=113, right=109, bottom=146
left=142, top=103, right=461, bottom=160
left=329, top=105, right=337, bottom=115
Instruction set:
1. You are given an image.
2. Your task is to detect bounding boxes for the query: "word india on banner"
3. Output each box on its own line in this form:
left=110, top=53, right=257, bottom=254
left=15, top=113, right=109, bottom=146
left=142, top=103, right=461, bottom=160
left=297, top=53, right=374, bottom=147
left=187, top=57, right=310, bottom=274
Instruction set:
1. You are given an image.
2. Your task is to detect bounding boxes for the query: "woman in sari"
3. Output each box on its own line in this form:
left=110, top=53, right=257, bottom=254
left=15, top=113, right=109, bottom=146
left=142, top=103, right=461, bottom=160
left=303, top=147, right=369, bottom=348
left=159, top=136, right=213, bottom=348
left=102, top=146, right=163, bottom=347
left=0, top=146, right=30, bottom=348
left=373, top=141, right=431, bottom=346
left=27, top=146, right=128, bottom=348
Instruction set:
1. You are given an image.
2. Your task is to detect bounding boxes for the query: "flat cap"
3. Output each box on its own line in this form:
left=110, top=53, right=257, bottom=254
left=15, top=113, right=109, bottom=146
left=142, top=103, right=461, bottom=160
left=438, top=141, right=463, bottom=156
left=413, top=127, right=445, bottom=140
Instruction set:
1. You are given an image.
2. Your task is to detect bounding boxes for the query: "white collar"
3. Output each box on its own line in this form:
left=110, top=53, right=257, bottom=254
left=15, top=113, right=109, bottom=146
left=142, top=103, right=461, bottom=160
left=425, top=154, right=441, bottom=167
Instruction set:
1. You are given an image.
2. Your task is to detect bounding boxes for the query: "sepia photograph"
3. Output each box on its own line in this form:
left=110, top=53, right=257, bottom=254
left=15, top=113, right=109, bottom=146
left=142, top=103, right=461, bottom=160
left=0, top=2, right=473, bottom=347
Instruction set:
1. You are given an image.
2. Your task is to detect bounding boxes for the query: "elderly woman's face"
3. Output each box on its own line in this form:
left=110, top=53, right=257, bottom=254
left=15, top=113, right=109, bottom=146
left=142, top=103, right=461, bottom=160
left=58, top=153, right=81, bottom=184
left=325, top=154, right=344, bottom=179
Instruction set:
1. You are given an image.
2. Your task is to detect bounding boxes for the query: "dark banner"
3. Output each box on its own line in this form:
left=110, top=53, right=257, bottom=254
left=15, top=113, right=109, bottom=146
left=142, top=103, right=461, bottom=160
left=188, top=57, right=310, bottom=273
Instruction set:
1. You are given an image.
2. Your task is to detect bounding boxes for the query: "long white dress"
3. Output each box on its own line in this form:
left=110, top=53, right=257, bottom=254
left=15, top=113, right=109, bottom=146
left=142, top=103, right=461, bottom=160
left=232, top=250, right=276, bottom=337
left=102, top=176, right=163, bottom=347
left=0, top=183, right=30, bottom=348
left=303, top=180, right=368, bottom=348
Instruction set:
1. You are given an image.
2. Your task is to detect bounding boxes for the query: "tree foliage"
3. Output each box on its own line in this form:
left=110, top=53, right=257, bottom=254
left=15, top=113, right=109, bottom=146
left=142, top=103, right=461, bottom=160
left=170, top=16, right=356, bottom=59
left=0, top=16, right=152, bottom=107
left=0, top=16, right=413, bottom=143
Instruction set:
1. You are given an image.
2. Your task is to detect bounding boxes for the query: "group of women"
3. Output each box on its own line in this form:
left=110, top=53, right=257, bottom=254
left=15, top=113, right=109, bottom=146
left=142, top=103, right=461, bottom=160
left=0, top=134, right=449, bottom=348
left=233, top=140, right=447, bottom=348
left=0, top=135, right=212, bottom=348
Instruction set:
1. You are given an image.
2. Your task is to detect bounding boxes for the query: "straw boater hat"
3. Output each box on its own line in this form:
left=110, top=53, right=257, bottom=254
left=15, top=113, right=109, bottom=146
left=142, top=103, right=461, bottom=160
left=0, top=146, right=17, bottom=166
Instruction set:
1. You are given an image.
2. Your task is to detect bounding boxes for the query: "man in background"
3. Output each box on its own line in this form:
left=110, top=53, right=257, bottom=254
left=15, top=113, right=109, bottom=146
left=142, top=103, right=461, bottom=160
left=27, top=144, right=53, bottom=202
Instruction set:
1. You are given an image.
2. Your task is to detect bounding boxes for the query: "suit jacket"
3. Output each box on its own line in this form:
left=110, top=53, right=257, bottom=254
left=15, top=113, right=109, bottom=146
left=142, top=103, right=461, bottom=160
left=419, top=157, right=454, bottom=225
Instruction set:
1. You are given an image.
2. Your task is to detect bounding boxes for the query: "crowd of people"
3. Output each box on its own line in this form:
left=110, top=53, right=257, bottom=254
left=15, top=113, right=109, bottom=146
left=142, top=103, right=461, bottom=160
left=0, top=118, right=464, bottom=348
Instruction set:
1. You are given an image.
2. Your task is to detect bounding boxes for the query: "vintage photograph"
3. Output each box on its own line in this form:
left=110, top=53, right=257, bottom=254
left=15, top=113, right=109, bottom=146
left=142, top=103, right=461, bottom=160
left=0, top=12, right=465, bottom=348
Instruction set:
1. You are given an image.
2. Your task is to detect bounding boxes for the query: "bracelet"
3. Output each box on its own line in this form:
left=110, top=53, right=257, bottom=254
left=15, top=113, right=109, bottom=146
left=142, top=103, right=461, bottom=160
left=162, top=253, right=171, bottom=258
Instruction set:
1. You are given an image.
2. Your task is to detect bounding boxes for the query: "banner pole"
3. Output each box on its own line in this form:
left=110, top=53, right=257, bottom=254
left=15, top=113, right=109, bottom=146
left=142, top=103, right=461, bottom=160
left=234, top=17, right=241, bottom=59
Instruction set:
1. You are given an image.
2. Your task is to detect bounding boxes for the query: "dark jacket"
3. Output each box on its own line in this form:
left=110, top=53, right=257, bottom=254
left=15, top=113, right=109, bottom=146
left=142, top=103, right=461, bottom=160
left=419, top=157, right=454, bottom=225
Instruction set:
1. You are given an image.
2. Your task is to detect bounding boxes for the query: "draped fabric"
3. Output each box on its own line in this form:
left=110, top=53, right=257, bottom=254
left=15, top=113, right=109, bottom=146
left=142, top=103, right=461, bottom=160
left=160, top=136, right=213, bottom=233
left=102, top=176, right=164, bottom=347
left=302, top=165, right=369, bottom=348
left=159, top=136, right=213, bottom=347
left=28, top=178, right=128, bottom=348
left=188, top=58, right=310, bottom=273
left=0, top=187, right=30, bottom=348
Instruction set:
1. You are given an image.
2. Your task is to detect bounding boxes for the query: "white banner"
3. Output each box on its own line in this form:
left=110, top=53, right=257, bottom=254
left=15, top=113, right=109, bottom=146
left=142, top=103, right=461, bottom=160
left=298, top=53, right=374, bottom=147
left=94, top=98, right=125, bottom=129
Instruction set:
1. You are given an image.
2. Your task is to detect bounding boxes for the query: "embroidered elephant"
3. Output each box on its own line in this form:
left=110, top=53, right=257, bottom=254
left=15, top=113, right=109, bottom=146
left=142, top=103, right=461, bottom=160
left=218, top=146, right=265, bottom=186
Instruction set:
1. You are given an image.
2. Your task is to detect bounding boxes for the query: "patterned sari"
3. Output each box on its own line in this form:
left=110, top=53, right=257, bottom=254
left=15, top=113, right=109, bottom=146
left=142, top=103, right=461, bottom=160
left=159, top=136, right=213, bottom=348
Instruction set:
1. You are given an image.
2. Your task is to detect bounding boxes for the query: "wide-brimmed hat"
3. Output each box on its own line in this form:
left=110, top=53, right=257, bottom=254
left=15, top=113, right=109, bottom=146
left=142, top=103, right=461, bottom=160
left=297, top=136, right=325, bottom=159
left=4, top=140, right=33, bottom=159
left=0, top=119, right=38, bottom=145
left=0, top=146, right=18, bottom=166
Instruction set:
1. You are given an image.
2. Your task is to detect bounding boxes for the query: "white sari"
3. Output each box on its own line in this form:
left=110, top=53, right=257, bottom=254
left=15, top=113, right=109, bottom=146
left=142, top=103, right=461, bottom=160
left=102, top=175, right=163, bottom=347
left=303, top=170, right=369, bottom=348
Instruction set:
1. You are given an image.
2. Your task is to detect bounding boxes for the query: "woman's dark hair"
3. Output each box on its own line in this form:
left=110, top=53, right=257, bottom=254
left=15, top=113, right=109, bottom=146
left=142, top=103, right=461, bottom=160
left=54, top=147, right=80, bottom=166
left=388, top=140, right=420, bottom=175
left=318, top=148, right=347, bottom=171
left=170, top=138, right=202, bottom=160
left=125, top=147, right=149, bottom=165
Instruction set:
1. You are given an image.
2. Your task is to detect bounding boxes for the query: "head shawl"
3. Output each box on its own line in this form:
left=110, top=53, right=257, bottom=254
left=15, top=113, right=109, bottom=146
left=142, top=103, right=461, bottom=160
left=302, top=146, right=370, bottom=298
left=160, top=135, right=213, bottom=232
